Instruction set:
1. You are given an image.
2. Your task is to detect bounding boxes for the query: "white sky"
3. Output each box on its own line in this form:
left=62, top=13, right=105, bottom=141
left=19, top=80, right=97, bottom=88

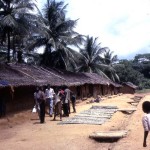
left=37, top=0, right=150, bottom=59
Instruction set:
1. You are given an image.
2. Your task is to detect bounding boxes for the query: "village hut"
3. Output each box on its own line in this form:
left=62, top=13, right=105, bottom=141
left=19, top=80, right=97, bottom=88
left=0, top=63, right=68, bottom=113
left=44, top=68, right=119, bottom=99
left=109, top=82, right=122, bottom=95
left=120, top=82, right=138, bottom=94
left=0, top=63, right=121, bottom=114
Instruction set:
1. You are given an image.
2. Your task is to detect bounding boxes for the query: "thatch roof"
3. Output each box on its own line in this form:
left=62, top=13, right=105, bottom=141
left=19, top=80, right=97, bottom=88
left=84, top=73, right=122, bottom=88
left=45, top=68, right=111, bottom=86
left=0, top=63, right=121, bottom=88
left=45, top=68, right=122, bottom=87
left=122, top=82, right=138, bottom=89
left=0, top=63, right=67, bottom=87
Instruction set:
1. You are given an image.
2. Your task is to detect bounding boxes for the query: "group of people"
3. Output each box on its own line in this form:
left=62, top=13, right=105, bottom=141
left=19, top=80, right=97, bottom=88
left=33, top=85, right=76, bottom=124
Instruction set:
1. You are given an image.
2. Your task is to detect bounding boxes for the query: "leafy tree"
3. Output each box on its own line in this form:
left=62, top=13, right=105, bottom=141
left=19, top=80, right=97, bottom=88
left=101, top=49, right=119, bottom=82
left=114, top=59, right=145, bottom=87
left=76, top=36, right=109, bottom=77
left=133, top=53, right=150, bottom=63
left=132, top=54, right=150, bottom=78
left=0, top=0, right=40, bottom=62
left=29, top=0, right=83, bottom=70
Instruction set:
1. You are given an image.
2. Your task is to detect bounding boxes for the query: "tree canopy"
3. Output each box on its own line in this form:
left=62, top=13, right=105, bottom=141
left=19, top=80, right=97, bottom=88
left=0, top=0, right=40, bottom=62
left=0, top=0, right=149, bottom=90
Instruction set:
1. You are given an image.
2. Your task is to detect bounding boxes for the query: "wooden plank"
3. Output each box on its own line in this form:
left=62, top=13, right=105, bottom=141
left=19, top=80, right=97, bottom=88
left=75, top=114, right=112, bottom=118
left=117, top=108, right=136, bottom=114
left=91, top=106, right=118, bottom=109
left=127, top=101, right=138, bottom=104
left=89, top=130, right=128, bottom=139
left=60, top=105, right=117, bottom=125
left=131, top=103, right=138, bottom=106
left=127, top=101, right=139, bottom=106
left=80, top=111, right=116, bottom=114
left=118, top=108, right=137, bottom=111
left=82, top=109, right=117, bottom=113
left=73, top=117, right=107, bottom=121
left=61, top=118, right=106, bottom=125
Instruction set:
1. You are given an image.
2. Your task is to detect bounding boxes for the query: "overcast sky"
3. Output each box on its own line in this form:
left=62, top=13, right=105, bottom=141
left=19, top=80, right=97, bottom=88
left=37, top=0, right=150, bottom=59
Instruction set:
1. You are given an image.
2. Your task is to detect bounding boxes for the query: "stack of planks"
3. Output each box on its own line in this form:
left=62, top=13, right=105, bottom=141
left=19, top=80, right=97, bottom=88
left=132, top=95, right=144, bottom=102
left=59, top=106, right=118, bottom=125
left=128, top=95, right=144, bottom=106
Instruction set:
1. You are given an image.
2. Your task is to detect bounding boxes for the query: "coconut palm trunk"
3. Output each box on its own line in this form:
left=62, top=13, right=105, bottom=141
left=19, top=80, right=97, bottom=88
left=12, top=34, right=16, bottom=60
left=7, top=31, right=11, bottom=63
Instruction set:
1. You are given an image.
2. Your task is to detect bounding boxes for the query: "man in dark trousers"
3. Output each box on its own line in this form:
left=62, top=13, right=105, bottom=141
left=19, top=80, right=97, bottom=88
left=71, top=93, right=76, bottom=113
left=37, top=86, right=46, bottom=123
left=0, top=96, right=6, bottom=118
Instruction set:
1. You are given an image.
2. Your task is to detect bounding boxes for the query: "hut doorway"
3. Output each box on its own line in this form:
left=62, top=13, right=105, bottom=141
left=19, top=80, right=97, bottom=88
left=89, top=84, right=93, bottom=97
left=76, top=86, right=81, bottom=99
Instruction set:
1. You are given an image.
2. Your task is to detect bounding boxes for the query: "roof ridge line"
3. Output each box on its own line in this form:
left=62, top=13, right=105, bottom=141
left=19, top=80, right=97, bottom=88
left=40, top=67, right=67, bottom=82
left=16, top=69, right=37, bottom=81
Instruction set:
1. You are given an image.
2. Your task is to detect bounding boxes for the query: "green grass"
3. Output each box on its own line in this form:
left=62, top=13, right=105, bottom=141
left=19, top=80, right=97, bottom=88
left=136, top=89, right=150, bottom=93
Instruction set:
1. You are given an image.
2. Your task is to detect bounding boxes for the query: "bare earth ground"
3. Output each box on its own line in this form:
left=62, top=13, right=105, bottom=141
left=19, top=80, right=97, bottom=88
left=0, top=93, right=150, bottom=150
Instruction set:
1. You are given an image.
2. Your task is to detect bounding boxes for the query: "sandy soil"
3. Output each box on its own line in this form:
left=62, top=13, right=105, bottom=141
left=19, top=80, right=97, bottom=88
left=0, top=93, right=149, bottom=150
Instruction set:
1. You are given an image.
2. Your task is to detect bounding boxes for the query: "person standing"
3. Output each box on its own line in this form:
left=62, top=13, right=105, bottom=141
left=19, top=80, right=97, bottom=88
left=59, top=89, right=66, bottom=117
left=33, top=87, right=40, bottom=117
left=64, top=86, right=71, bottom=116
left=71, top=92, right=76, bottom=113
left=142, top=101, right=150, bottom=147
left=45, top=84, right=55, bottom=117
left=53, top=89, right=62, bottom=121
left=0, top=96, right=6, bottom=118
left=37, top=86, right=46, bottom=124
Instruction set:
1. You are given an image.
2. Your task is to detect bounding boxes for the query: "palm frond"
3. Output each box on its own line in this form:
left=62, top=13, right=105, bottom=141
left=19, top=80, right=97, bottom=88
left=2, top=14, right=18, bottom=28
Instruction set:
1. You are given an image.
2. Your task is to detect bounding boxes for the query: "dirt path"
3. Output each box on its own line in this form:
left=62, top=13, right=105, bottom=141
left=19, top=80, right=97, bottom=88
left=0, top=93, right=149, bottom=150
left=112, top=94, right=150, bottom=150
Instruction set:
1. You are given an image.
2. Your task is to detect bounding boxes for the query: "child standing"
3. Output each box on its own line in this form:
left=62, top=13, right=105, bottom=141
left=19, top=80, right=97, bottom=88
left=142, top=101, right=150, bottom=147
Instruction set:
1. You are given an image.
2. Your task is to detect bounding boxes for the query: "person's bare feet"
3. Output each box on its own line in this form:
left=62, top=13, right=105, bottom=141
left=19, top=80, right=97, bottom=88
left=143, top=142, right=147, bottom=147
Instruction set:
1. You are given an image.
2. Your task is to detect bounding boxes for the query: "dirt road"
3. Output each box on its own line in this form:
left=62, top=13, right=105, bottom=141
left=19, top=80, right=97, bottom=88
left=0, top=93, right=149, bottom=150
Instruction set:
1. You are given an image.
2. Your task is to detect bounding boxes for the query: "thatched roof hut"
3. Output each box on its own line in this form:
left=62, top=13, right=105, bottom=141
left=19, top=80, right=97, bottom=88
left=0, top=63, right=122, bottom=113
left=0, top=63, right=122, bottom=88
left=120, top=82, right=138, bottom=94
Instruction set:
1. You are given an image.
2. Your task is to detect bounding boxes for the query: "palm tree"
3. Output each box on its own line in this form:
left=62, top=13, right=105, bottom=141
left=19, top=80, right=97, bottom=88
left=29, top=0, right=83, bottom=70
left=0, top=0, right=40, bottom=62
left=76, top=35, right=109, bottom=77
left=102, top=49, right=120, bottom=81
left=102, top=49, right=118, bottom=65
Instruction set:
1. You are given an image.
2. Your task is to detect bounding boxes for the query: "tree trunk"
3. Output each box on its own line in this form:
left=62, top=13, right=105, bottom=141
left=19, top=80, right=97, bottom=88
left=17, top=50, right=23, bottom=63
left=7, top=31, right=11, bottom=63
left=12, top=34, right=16, bottom=60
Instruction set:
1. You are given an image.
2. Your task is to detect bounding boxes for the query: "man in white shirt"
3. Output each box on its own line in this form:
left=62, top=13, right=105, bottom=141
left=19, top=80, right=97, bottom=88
left=33, top=87, right=40, bottom=117
left=45, top=84, right=55, bottom=117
